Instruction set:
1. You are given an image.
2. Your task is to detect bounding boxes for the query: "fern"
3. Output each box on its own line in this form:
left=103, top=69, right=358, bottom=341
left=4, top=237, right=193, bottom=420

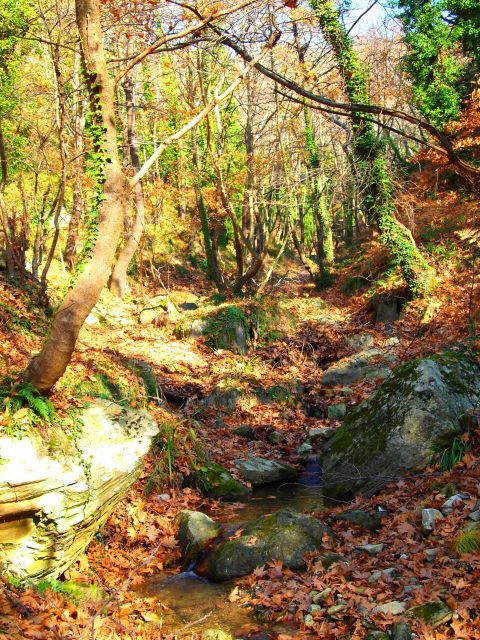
left=0, top=376, right=56, bottom=423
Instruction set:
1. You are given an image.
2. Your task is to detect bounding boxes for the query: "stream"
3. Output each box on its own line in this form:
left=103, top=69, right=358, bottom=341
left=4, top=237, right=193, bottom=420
left=141, top=456, right=324, bottom=638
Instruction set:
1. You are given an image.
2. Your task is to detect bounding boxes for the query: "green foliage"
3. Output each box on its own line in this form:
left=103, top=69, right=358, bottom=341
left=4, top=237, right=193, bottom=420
left=0, top=377, right=55, bottom=435
left=7, top=575, right=101, bottom=603
left=146, top=421, right=202, bottom=491
left=440, top=435, right=469, bottom=470
left=454, top=527, right=480, bottom=554
left=395, top=0, right=480, bottom=127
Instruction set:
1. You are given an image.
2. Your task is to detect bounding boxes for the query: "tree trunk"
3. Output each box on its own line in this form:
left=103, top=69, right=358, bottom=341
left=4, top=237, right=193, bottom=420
left=66, top=50, right=86, bottom=269
left=310, top=0, right=433, bottom=297
left=110, top=76, right=146, bottom=298
left=25, top=0, right=130, bottom=393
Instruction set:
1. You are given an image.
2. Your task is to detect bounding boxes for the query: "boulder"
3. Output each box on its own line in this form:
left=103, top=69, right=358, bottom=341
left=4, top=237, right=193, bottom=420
left=235, top=457, right=297, bottom=486
left=320, top=348, right=396, bottom=386
left=197, top=508, right=334, bottom=580
left=0, top=399, right=158, bottom=581
left=322, top=352, right=480, bottom=499
left=406, top=601, right=452, bottom=628
left=139, top=295, right=178, bottom=325
left=188, top=462, right=249, bottom=499
left=177, top=510, right=222, bottom=565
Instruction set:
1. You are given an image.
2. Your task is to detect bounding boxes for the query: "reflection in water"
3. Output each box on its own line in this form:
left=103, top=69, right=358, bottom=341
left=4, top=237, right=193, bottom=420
left=144, top=456, right=323, bottom=637
left=143, top=571, right=254, bottom=635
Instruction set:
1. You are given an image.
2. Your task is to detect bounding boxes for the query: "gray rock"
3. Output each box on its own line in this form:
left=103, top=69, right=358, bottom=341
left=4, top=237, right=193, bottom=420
left=346, top=333, right=375, bottom=351
left=189, top=462, right=249, bottom=499
left=327, top=403, right=347, bottom=420
left=312, top=587, right=332, bottom=603
left=308, top=427, right=335, bottom=441
left=469, top=509, right=480, bottom=522
left=320, top=348, right=395, bottom=387
left=368, top=567, right=396, bottom=583
left=308, top=604, right=323, bottom=614
left=385, top=336, right=401, bottom=347
left=322, top=352, right=480, bottom=499
left=373, top=600, right=407, bottom=615
left=179, top=302, right=199, bottom=311
left=190, top=318, right=208, bottom=338
left=357, top=543, right=385, bottom=556
left=422, top=508, right=444, bottom=532
left=197, top=508, right=333, bottom=580
left=177, top=510, right=222, bottom=564
left=235, top=457, right=297, bottom=486
left=441, top=493, right=468, bottom=515
left=406, top=601, right=452, bottom=627
left=296, top=442, right=313, bottom=456
left=235, top=424, right=255, bottom=439
left=424, top=548, right=439, bottom=563
left=392, top=622, right=412, bottom=640
left=333, top=509, right=383, bottom=531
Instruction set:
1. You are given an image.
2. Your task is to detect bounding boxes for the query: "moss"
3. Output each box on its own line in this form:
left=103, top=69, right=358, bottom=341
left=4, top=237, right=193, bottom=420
left=124, top=359, right=159, bottom=402
left=204, top=306, right=248, bottom=351
left=330, top=351, right=479, bottom=464
left=248, top=297, right=297, bottom=345
left=190, top=462, right=249, bottom=499
left=406, top=601, right=452, bottom=627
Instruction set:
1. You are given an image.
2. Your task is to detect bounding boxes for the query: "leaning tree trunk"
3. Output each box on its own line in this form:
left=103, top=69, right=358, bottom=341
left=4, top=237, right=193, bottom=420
left=310, top=0, right=433, bottom=298
left=25, top=0, right=130, bottom=393
left=110, top=76, right=146, bottom=298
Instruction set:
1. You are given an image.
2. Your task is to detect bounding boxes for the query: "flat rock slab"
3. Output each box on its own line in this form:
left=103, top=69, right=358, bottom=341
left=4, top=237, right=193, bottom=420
left=0, top=399, right=158, bottom=581
left=235, top=457, right=297, bottom=486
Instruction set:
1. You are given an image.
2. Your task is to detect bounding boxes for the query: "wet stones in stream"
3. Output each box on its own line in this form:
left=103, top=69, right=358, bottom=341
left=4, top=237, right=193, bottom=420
left=234, top=456, right=297, bottom=486
left=194, top=508, right=339, bottom=581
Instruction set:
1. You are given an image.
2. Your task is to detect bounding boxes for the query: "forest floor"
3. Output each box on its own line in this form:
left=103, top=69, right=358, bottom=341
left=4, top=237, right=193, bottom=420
left=1, top=170, right=480, bottom=640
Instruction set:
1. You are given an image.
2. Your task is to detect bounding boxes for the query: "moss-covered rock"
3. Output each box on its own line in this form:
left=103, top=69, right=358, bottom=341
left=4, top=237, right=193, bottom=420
left=196, top=508, right=334, bottom=580
left=189, top=463, right=249, bottom=499
left=406, top=601, right=452, bottom=627
left=322, top=351, right=480, bottom=499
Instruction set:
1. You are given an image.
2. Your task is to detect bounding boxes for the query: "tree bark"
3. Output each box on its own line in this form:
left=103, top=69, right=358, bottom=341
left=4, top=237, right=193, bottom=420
left=25, top=0, right=130, bottom=393
left=110, top=76, right=146, bottom=298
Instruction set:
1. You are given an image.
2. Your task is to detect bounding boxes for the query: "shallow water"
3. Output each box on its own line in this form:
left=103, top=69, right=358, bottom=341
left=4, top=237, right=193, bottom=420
left=143, top=456, right=323, bottom=637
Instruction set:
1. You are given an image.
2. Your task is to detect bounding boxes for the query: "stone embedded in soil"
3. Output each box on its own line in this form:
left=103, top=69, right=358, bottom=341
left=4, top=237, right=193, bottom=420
left=357, top=543, right=385, bottom=556
left=177, top=510, right=222, bottom=565
left=308, top=426, right=335, bottom=442
left=196, top=508, right=334, bottom=581
left=422, top=508, right=444, bottom=532
left=327, top=403, right=347, bottom=421
left=391, top=622, right=413, bottom=640
left=234, top=457, right=297, bottom=486
left=406, top=601, right=453, bottom=628
left=333, top=509, right=384, bottom=531
left=372, top=601, right=407, bottom=616
left=234, top=424, right=255, bottom=439
left=320, top=348, right=395, bottom=387
left=345, top=333, right=375, bottom=352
